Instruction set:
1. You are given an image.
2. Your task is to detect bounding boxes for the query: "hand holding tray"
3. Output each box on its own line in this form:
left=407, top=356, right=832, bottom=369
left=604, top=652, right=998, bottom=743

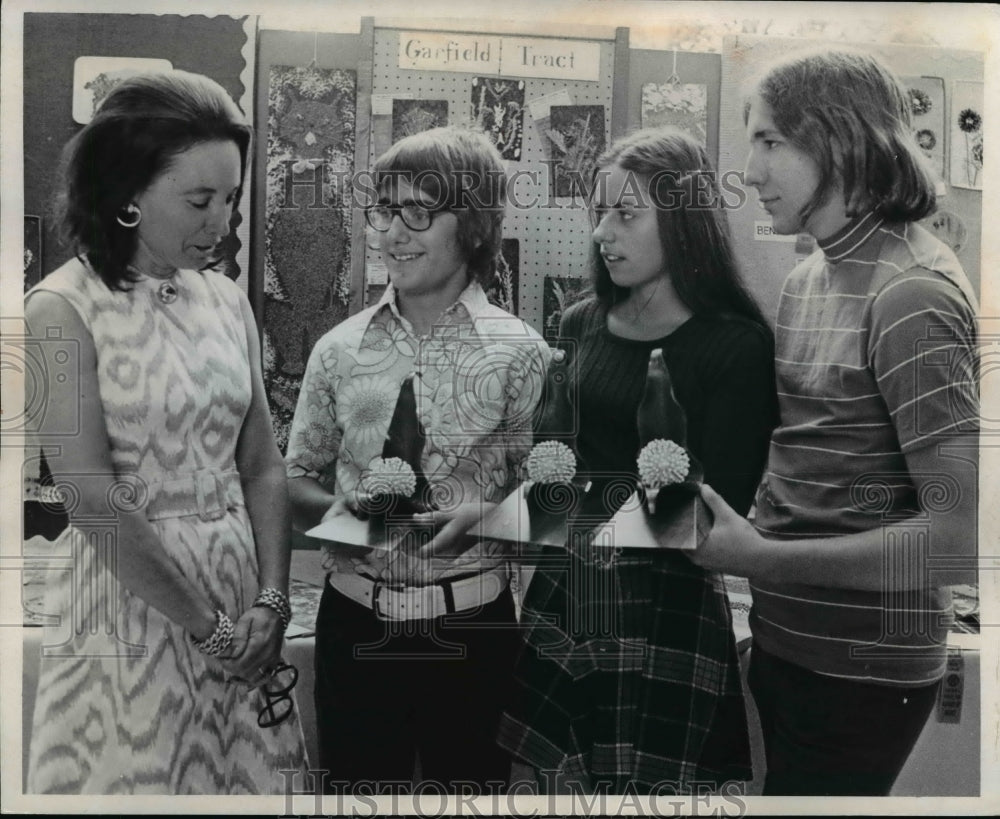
left=477, top=480, right=712, bottom=550
left=305, top=504, right=437, bottom=551
left=476, top=482, right=596, bottom=548
left=591, top=484, right=713, bottom=551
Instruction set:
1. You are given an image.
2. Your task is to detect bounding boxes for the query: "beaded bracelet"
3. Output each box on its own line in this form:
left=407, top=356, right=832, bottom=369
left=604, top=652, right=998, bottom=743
left=190, top=610, right=235, bottom=656
left=253, top=587, right=292, bottom=632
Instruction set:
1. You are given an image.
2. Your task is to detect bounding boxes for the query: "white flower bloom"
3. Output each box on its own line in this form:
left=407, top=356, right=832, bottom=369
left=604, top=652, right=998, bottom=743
left=526, top=440, right=577, bottom=484
left=637, top=439, right=690, bottom=488
left=361, top=456, right=417, bottom=497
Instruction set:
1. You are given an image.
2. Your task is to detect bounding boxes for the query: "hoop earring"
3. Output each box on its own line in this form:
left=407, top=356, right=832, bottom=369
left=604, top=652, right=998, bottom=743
left=116, top=203, right=142, bottom=229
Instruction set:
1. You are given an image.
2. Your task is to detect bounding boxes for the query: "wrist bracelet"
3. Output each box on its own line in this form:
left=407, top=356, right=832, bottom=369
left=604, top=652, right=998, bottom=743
left=190, top=609, right=235, bottom=656
left=253, top=587, right=292, bottom=632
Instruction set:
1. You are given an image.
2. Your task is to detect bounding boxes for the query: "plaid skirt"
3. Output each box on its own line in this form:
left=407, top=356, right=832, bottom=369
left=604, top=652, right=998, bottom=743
left=498, top=544, right=752, bottom=793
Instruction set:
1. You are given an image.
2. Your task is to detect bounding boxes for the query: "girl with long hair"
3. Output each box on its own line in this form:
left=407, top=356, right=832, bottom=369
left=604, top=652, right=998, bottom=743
left=499, top=127, right=777, bottom=792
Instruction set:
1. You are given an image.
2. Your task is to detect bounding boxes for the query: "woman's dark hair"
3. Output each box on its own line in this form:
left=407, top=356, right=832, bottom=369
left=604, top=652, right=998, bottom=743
left=591, top=127, right=768, bottom=328
left=745, top=48, right=936, bottom=222
left=371, top=126, right=506, bottom=286
left=55, top=69, right=252, bottom=290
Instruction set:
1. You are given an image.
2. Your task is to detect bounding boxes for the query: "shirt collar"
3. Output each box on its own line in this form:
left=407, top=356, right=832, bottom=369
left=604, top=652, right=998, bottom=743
left=368, top=280, right=492, bottom=331
left=817, top=210, right=885, bottom=263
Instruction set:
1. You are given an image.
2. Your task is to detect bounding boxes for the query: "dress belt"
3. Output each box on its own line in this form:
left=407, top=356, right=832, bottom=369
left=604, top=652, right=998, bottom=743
left=143, top=468, right=244, bottom=522
left=327, top=565, right=508, bottom=621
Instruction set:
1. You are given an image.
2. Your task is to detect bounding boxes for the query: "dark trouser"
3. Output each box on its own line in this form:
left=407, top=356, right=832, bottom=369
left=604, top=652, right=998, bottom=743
left=748, top=643, right=940, bottom=795
left=313, top=579, right=518, bottom=794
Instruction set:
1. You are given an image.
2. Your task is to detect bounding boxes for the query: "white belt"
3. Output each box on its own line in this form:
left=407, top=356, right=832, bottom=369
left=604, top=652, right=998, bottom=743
left=145, top=468, right=243, bottom=522
left=327, top=566, right=508, bottom=621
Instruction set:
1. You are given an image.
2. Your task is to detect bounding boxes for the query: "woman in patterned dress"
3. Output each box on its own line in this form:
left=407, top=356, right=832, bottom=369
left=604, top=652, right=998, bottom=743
left=24, top=70, right=308, bottom=794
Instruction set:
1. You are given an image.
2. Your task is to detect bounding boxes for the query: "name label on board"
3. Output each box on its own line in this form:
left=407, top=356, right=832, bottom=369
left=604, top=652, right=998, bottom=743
left=398, top=32, right=600, bottom=81
left=399, top=32, right=502, bottom=73
left=753, top=221, right=796, bottom=242
left=500, top=37, right=601, bottom=81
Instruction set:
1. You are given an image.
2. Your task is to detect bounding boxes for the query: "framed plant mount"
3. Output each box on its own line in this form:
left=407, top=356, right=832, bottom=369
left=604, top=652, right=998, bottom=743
left=903, top=76, right=946, bottom=181
left=546, top=104, right=606, bottom=199
left=471, top=77, right=525, bottom=160
left=72, top=56, right=173, bottom=124
left=951, top=80, right=984, bottom=190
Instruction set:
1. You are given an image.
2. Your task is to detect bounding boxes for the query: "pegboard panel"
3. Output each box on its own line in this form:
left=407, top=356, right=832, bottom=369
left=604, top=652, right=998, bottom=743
left=627, top=48, right=722, bottom=168
left=367, top=26, right=618, bottom=336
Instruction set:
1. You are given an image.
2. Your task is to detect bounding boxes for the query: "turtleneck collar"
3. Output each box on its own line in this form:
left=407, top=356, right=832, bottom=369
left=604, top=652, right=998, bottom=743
left=816, top=210, right=885, bottom=263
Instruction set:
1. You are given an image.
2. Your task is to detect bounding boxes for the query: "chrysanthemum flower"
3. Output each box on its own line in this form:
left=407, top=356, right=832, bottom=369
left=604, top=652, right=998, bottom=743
left=526, top=440, right=577, bottom=484
left=361, top=457, right=417, bottom=497
left=637, top=439, right=690, bottom=488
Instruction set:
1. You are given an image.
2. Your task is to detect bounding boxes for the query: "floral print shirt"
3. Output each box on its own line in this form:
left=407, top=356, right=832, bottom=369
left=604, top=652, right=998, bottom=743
left=285, top=281, right=551, bottom=584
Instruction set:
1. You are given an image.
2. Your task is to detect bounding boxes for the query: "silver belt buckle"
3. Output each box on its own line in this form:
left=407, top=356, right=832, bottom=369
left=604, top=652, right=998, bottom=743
left=195, top=471, right=225, bottom=521
left=371, top=580, right=386, bottom=617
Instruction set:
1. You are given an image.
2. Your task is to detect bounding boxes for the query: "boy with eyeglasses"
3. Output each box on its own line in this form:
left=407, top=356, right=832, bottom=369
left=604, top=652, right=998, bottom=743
left=285, top=126, right=549, bottom=792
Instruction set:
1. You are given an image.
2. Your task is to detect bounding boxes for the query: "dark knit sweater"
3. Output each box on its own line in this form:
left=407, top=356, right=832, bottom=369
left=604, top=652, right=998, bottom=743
left=559, top=297, right=776, bottom=516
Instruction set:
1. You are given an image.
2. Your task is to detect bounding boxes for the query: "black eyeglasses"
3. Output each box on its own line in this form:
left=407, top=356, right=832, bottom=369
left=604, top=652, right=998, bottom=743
left=364, top=202, right=446, bottom=232
left=257, top=661, right=299, bottom=728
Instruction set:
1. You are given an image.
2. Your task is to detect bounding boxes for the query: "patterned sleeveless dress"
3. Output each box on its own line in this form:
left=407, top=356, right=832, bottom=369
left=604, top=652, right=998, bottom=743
left=25, top=260, right=309, bottom=794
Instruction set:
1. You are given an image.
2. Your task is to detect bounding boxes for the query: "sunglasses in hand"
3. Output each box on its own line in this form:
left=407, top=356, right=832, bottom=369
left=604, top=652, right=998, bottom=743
left=257, top=661, right=299, bottom=728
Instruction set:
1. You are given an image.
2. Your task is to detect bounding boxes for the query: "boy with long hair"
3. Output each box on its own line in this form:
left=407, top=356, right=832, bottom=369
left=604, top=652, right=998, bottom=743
left=695, top=49, right=979, bottom=795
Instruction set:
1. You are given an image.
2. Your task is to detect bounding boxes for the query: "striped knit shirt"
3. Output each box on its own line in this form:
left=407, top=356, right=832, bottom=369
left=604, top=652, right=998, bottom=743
left=750, top=212, right=979, bottom=686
